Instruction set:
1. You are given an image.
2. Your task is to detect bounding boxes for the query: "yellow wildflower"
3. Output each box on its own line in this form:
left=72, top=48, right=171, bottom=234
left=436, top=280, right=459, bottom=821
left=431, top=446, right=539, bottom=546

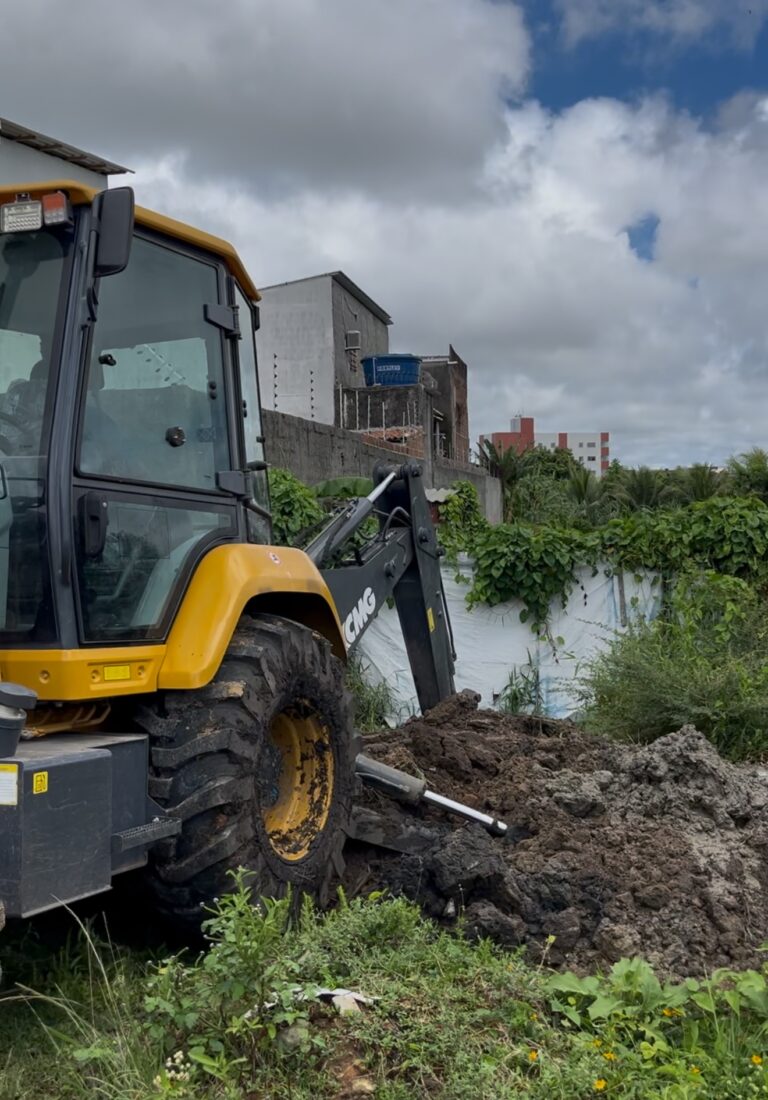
left=752, top=1054, right=763, bottom=1066
left=690, top=1066, right=701, bottom=1075
left=662, top=1007, right=674, bottom=1017
left=592, top=1038, right=603, bottom=1048
left=603, top=1051, right=617, bottom=1062
left=528, top=1050, right=539, bottom=1062
left=530, top=1012, right=538, bottom=1021
left=594, top=1081, right=607, bottom=1092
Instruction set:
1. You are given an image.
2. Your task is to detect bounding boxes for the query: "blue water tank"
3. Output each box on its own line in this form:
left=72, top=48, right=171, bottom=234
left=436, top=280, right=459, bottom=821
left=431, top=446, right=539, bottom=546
left=362, top=354, right=421, bottom=387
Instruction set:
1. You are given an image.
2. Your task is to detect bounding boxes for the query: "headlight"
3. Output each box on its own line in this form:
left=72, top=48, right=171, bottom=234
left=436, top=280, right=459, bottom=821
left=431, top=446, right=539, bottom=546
left=0, top=191, right=73, bottom=233
left=0, top=197, right=42, bottom=233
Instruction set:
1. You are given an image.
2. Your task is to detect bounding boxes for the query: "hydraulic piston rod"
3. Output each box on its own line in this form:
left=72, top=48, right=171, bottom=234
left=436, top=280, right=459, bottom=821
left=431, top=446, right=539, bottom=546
left=355, top=753, right=508, bottom=838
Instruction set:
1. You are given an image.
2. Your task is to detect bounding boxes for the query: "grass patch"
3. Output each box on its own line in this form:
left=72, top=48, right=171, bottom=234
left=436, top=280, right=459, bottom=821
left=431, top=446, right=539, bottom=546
left=3, top=878, right=768, bottom=1098
left=345, top=655, right=398, bottom=731
left=578, top=571, right=768, bottom=760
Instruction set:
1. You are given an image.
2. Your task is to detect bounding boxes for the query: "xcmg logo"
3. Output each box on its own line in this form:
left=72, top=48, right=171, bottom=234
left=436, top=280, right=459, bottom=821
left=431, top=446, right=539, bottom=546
left=344, top=587, right=376, bottom=645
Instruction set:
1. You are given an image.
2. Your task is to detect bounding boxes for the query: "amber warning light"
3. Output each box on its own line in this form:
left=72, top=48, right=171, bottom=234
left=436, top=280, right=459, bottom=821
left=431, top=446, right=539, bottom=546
left=0, top=191, right=73, bottom=234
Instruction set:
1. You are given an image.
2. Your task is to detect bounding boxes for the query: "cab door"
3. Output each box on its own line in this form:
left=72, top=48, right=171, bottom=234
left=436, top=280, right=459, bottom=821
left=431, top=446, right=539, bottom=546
left=73, top=232, right=239, bottom=643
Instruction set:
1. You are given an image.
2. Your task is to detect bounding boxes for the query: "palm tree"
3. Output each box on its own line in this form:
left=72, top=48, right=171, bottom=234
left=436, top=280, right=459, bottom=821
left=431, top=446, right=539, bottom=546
left=678, top=463, right=723, bottom=504
left=565, top=466, right=613, bottom=527
left=726, top=448, right=768, bottom=502
left=566, top=465, right=600, bottom=506
left=611, top=467, right=677, bottom=512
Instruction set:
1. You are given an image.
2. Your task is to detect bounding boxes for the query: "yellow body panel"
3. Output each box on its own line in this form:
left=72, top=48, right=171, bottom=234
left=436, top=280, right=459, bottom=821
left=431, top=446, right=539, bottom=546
left=159, top=544, right=345, bottom=689
left=0, top=646, right=164, bottom=701
left=0, top=180, right=260, bottom=302
left=0, top=546, right=344, bottom=702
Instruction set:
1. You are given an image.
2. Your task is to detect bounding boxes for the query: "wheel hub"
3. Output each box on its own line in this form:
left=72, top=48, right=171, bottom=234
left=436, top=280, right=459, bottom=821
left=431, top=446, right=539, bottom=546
left=261, top=705, right=334, bottom=862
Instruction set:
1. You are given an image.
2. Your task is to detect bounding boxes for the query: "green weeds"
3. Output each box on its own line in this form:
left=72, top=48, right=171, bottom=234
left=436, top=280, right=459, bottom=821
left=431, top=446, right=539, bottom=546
left=3, top=879, right=768, bottom=1098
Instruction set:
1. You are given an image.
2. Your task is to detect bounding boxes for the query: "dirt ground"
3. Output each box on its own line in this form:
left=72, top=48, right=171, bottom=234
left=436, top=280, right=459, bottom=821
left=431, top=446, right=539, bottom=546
left=344, top=690, right=768, bottom=977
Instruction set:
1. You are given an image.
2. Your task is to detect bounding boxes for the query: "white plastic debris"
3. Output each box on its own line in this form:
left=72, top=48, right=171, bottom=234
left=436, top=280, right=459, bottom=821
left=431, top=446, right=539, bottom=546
left=255, top=985, right=377, bottom=1015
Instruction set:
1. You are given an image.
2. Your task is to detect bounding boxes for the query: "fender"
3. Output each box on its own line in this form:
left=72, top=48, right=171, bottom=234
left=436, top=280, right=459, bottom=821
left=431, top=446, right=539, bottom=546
left=158, top=543, right=346, bottom=689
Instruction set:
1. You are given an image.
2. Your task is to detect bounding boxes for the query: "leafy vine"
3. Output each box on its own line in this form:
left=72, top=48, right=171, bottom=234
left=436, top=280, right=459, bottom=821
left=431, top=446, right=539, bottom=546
left=269, top=469, right=768, bottom=630
left=445, top=493, right=768, bottom=629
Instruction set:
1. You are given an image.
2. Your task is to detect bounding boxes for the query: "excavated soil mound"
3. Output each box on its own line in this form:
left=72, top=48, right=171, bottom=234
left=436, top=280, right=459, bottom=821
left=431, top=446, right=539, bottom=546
left=346, top=691, right=768, bottom=976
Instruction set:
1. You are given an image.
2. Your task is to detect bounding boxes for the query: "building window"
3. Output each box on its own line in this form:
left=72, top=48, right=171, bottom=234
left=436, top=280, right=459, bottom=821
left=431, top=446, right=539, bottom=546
left=578, top=442, right=584, bottom=448
left=587, top=441, right=596, bottom=448
left=588, top=456, right=596, bottom=462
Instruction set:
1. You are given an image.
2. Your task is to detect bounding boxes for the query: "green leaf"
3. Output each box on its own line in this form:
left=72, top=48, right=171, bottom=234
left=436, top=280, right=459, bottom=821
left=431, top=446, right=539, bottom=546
left=587, top=993, right=625, bottom=1020
left=189, top=1049, right=218, bottom=1069
left=548, top=973, right=601, bottom=997
left=691, top=991, right=716, bottom=1013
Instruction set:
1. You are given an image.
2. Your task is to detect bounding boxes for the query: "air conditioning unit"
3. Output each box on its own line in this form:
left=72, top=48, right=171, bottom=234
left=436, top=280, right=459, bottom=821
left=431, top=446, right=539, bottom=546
left=345, top=330, right=361, bottom=351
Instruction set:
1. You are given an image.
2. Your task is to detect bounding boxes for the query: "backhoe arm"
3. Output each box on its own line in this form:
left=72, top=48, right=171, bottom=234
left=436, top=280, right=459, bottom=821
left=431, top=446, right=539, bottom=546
left=305, top=462, right=456, bottom=713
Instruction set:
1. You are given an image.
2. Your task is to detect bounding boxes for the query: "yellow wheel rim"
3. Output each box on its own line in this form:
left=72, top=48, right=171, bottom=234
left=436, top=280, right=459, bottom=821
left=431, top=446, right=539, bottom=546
left=261, top=706, right=334, bottom=862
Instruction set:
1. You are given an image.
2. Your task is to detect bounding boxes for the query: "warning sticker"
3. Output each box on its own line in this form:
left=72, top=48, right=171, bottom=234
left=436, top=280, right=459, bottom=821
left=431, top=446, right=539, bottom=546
left=427, top=607, right=436, bottom=633
left=0, top=763, right=19, bottom=806
left=32, top=771, right=48, bottom=795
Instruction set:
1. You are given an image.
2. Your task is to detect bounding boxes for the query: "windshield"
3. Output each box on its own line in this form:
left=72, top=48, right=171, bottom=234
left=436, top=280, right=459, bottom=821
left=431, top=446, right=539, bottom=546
left=0, top=231, right=68, bottom=456
left=0, top=229, right=70, bottom=640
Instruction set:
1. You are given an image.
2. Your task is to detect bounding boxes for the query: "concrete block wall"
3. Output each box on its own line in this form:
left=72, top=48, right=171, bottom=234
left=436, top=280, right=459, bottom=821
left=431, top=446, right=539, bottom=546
left=262, top=409, right=501, bottom=521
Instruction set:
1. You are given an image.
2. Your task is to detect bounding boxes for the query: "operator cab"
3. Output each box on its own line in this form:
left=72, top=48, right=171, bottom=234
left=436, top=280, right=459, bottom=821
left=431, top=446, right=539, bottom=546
left=0, top=185, right=271, bottom=653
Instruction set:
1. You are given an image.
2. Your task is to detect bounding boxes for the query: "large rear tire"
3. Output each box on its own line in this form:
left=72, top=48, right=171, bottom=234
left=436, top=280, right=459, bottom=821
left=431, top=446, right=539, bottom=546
left=137, top=614, right=358, bottom=927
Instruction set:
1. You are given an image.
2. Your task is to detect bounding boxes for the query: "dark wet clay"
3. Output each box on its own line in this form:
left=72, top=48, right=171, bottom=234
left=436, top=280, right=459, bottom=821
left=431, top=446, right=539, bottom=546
left=347, top=692, right=768, bottom=976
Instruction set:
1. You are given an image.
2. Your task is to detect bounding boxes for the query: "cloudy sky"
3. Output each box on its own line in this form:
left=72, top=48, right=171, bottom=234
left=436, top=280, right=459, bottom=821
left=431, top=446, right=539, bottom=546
left=3, top=0, right=768, bottom=465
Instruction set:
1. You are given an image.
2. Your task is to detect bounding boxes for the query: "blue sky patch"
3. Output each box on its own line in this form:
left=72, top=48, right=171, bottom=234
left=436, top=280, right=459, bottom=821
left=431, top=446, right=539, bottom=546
left=522, top=1, right=768, bottom=118
left=626, top=214, right=660, bottom=261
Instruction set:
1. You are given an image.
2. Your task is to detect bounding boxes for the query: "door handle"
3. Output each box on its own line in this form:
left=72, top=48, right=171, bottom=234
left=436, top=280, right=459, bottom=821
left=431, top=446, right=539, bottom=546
left=81, top=491, right=109, bottom=558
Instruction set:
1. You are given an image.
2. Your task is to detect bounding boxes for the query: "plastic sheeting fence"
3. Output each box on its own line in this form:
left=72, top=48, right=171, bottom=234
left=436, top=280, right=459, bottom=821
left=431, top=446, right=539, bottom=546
left=358, top=559, right=662, bottom=722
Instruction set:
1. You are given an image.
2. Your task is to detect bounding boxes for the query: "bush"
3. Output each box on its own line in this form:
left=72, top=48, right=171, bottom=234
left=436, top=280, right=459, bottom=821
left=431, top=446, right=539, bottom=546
left=513, top=474, right=578, bottom=528
left=268, top=468, right=325, bottom=547
left=438, top=481, right=488, bottom=563
left=578, top=571, right=768, bottom=760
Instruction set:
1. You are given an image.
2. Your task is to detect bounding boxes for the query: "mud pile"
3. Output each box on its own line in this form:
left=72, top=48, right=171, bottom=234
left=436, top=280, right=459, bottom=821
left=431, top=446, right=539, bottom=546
left=346, top=691, right=768, bottom=976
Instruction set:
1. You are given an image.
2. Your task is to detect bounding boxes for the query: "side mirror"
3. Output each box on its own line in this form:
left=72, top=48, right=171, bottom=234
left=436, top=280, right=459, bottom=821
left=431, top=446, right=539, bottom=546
left=94, top=187, right=134, bottom=278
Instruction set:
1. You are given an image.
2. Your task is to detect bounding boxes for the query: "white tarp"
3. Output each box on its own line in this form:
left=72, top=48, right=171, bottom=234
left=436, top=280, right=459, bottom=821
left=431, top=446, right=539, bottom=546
left=358, top=559, right=662, bottom=721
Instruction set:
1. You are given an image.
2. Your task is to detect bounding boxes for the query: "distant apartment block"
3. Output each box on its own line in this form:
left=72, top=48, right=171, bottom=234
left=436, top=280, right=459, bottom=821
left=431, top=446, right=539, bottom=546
left=482, top=417, right=610, bottom=477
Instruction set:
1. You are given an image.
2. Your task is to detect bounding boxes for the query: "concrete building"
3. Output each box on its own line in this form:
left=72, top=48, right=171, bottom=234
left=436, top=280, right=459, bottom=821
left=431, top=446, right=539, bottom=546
left=421, top=347, right=471, bottom=464
left=256, top=271, right=391, bottom=425
left=0, top=115, right=128, bottom=188
left=484, top=416, right=611, bottom=477
left=340, top=345, right=470, bottom=464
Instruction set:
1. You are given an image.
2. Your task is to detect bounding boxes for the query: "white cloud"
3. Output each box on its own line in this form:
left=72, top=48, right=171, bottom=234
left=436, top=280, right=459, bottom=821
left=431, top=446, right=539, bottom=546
left=554, top=0, right=768, bottom=49
left=131, top=91, right=768, bottom=467
left=4, top=0, right=768, bottom=467
left=0, top=0, right=528, bottom=200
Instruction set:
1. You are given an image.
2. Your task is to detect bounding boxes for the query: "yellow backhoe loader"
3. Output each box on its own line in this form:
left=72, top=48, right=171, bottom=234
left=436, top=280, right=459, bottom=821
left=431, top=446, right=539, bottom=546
left=0, top=181, right=474, bottom=932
